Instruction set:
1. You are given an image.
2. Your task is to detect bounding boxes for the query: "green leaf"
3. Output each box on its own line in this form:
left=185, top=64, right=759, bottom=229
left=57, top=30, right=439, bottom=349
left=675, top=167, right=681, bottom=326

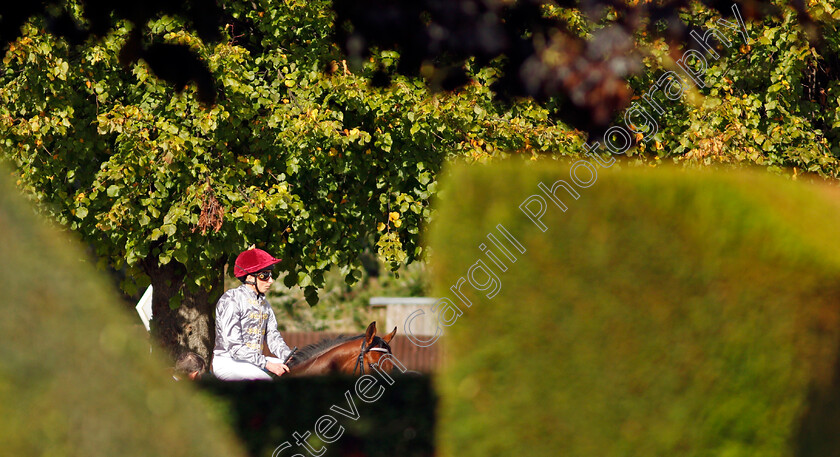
left=168, top=293, right=181, bottom=309
left=345, top=268, right=362, bottom=285
left=304, top=285, right=319, bottom=306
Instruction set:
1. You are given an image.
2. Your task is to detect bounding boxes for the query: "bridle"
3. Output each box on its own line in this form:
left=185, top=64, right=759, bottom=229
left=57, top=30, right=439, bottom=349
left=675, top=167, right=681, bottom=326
left=353, top=337, right=391, bottom=376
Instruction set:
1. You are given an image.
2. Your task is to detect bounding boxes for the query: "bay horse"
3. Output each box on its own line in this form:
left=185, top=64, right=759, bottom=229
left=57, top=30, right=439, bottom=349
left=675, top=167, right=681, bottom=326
left=286, top=322, right=397, bottom=376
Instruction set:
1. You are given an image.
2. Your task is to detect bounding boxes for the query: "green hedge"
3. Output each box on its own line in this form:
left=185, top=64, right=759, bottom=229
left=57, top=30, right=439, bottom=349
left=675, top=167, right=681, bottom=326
left=428, top=162, right=840, bottom=457
left=0, top=169, right=244, bottom=457
left=200, top=374, right=435, bottom=457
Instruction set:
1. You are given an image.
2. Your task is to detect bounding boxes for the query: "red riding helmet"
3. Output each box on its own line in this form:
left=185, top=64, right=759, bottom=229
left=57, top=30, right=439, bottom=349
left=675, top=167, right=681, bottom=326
left=234, top=248, right=281, bottom=278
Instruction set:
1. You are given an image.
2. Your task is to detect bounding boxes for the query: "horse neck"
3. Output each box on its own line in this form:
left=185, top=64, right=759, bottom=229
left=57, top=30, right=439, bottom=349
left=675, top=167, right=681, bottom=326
left=291, top=340, right=360, bottom=375
left=288, top=356, right=321, bottom=375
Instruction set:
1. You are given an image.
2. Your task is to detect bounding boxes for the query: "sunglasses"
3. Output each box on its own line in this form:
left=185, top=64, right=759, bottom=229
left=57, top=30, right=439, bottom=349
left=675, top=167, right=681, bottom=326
left=255, top=270, right=273, bottom=281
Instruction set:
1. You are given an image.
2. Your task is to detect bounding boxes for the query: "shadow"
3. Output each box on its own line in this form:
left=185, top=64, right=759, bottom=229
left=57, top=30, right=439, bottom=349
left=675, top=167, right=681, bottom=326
left=795, top=332, right=840, bottom=457
left=198, top=374, right=435, bottom=457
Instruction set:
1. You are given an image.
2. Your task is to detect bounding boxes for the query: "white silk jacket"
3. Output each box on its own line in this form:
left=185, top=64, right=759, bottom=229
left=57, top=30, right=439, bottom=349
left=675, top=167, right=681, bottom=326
left=213, top=284, right=291, bottom=368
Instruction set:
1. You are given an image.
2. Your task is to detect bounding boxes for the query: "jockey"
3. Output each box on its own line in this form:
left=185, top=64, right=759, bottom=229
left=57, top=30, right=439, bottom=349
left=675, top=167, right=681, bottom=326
left=212, top=247, right=292, bottom=381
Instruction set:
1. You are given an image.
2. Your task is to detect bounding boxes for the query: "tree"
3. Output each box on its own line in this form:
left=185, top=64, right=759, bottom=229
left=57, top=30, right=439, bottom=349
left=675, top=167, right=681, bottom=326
left=0, top=1, right=579, bottom=359
left=3, top=0, right=839, bottom=361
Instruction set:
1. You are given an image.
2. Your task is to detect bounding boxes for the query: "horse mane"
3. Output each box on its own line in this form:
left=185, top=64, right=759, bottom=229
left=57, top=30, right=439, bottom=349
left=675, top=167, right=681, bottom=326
left=287, top=334, right=363, bottom=368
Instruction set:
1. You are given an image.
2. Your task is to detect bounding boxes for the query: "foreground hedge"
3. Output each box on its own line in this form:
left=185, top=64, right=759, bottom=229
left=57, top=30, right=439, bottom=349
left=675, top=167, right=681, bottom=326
left=0, top=169, right=245, bottom=457
left=429, top=162, right=840, bottom=457
left=200, top=374, right=435, bottom=457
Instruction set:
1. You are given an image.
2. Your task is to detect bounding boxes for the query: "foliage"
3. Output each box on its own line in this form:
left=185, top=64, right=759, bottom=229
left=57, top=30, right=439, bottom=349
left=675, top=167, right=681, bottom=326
left=0, top=1, right=578, bottom=309
left=334, top=0, right=817, bottom=137
left=0, top=165, right=245, bottom=457
left=200, top=374, right=435, bottom=457
left=333, top=0, right=840, bottom=182
left=265, top=257, right=430, bottom=333
left=0, top=0, right=222, bottom=103
left=2, top=1, right=819, bottom=137
left=430, top=162, right=840, bottom=457
left=623, top=1, right=840, bottom=179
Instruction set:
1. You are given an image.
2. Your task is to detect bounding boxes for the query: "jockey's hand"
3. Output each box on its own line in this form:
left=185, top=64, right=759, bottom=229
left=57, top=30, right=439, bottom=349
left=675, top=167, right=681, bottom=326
left=266, top=362, right=290, bottom=377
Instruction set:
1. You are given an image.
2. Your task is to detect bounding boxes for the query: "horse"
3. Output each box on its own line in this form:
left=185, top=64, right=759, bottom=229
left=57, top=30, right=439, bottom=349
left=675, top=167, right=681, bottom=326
left=285, top=321, right=397, bottom=376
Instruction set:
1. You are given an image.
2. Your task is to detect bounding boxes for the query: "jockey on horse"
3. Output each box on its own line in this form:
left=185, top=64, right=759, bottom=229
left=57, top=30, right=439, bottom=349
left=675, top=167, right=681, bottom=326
left=211, top=247, right=293, bottom=381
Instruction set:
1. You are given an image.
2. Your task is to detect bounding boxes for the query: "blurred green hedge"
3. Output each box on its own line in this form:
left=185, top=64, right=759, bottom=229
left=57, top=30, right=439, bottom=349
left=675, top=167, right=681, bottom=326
left=200, top=374, right=435, bottom=457
left=0, top=170, right=244, bottom=457
left=429, top=163, right=840, bottom=457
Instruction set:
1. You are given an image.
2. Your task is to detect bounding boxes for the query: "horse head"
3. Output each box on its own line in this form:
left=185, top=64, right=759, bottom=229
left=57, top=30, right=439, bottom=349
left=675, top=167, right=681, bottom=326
left=354, top=321, right=397, bottom=375
left=287, top=321, right=397, bottom=376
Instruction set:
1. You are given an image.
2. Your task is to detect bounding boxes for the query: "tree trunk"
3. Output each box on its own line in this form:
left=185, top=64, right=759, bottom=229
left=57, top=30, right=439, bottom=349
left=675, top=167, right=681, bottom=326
left=142, top=257, right=225, bottom=364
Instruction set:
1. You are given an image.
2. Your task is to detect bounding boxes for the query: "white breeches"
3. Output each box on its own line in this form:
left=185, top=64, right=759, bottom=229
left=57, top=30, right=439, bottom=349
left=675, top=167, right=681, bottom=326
left=212, top=356, right=284, bottom=381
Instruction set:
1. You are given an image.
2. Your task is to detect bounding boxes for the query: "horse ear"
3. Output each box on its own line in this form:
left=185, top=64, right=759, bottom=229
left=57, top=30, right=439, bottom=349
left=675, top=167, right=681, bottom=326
left=383, top=326, right=397, bottom=344
left=364, top=321, right=377, bottom=346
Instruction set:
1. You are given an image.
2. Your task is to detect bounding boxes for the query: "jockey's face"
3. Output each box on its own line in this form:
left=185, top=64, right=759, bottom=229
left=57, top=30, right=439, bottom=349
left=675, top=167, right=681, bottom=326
left=254, top=269, right=273, bottom=294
